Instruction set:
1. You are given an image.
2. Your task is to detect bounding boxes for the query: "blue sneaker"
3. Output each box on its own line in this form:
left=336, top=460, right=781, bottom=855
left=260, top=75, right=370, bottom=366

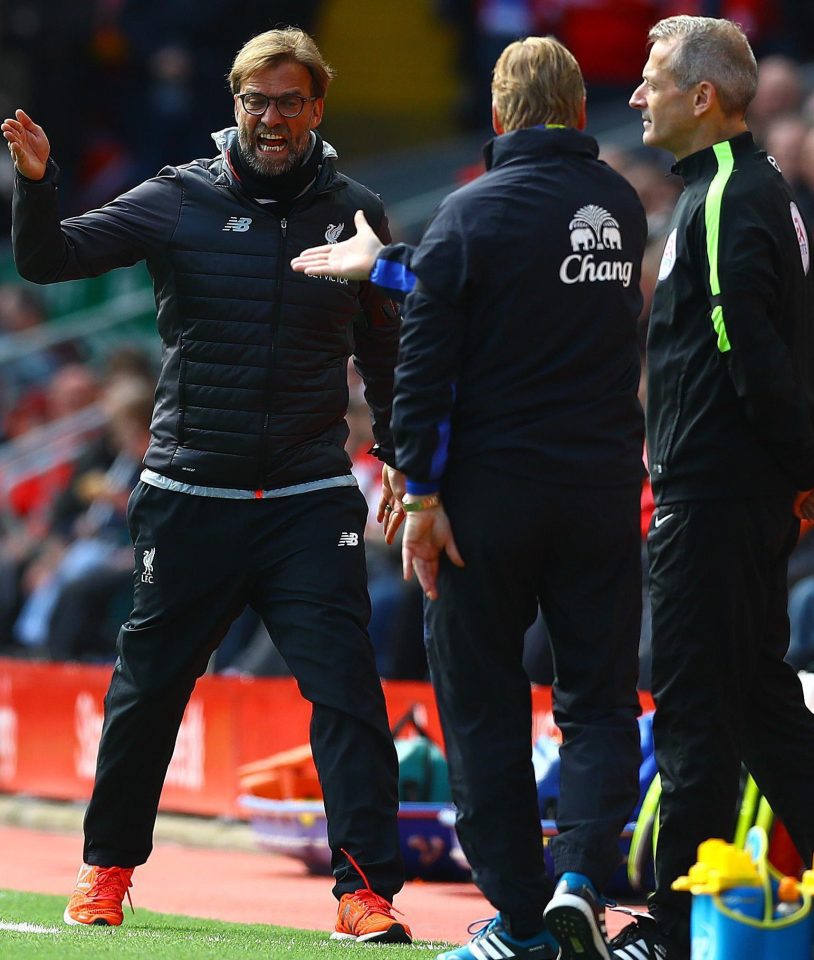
left=543, top=872, right=610, bottom=960
left=437, top=914, right=558, bottom=960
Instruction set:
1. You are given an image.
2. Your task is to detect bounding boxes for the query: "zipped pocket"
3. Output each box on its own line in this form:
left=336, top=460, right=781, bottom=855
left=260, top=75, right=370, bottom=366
left=653, top=363, right=687, bottom=475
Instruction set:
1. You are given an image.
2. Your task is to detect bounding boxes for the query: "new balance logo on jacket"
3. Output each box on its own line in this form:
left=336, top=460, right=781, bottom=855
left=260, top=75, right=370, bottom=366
left=338, top=532, right=359, bottom=546
left=223, top=217, right=252, bottom=232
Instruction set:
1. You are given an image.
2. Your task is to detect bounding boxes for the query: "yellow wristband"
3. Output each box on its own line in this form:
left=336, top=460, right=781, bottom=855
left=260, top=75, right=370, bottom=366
left=402, top=493, right=441, bottom=512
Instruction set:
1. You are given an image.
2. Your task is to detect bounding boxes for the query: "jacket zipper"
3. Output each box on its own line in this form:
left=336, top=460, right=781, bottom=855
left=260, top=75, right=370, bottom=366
left=257, top=216, right=287, bottom=488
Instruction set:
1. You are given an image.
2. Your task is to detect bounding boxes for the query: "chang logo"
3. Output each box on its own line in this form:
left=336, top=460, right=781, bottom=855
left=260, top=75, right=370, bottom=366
left=568, top=204, right=621, bottom=251
left=559, top=204, right=633, bottom=287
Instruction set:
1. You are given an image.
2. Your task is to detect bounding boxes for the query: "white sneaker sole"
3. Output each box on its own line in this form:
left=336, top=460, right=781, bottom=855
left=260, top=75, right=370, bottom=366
left=63, top=907, right=115, bottom=926
left=544, top=892, right=610, bottom=960
left=330, top=924, right=411, bottom=943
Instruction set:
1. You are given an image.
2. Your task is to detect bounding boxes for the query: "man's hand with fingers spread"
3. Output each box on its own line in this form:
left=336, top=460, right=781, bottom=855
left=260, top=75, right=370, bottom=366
left=291, top=209, right=383, bottom=280
left=1, top=109, right=50, bottom=181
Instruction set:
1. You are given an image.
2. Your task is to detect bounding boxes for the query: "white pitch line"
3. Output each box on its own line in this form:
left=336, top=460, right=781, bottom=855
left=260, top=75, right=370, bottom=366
left=0, top=921, right=63, bottom=934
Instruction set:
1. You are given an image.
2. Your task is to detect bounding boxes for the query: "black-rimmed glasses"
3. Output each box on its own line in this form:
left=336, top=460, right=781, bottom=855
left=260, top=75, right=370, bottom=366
left=235, top=92, right=317, bottom=118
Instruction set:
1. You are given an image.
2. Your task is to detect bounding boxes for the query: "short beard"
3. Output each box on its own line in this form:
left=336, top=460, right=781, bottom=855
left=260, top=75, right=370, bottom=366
left=237, top=123, right=310, bottom=177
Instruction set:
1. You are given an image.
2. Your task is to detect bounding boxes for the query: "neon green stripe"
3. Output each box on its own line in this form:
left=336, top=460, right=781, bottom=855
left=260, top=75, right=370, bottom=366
left=627, top=773, right=661, bottom=890
left=734, top=774, right=760, bottom=848
left=705, top=142, right=735, bottom=353
left=755, top=795, right=774, bottom=836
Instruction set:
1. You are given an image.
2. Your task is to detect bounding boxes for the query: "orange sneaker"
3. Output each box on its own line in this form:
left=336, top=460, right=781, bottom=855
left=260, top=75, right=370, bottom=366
left=332, top=889, right=413, bottom=943
left=63, top=863, right=134, bottom=926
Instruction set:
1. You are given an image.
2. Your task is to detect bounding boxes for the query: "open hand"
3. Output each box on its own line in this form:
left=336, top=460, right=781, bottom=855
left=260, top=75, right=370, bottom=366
left=290, top=209, right=383, bottom=280
left=1, top=109, right=49, bottom=181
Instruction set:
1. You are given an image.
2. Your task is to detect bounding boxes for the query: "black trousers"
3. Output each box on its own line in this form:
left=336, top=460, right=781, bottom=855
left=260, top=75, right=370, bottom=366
left=83, top=481, right=404, bottom=901
left=425, top=465, right=642, bottom=933
left=648, top=498, right=814, bottom=934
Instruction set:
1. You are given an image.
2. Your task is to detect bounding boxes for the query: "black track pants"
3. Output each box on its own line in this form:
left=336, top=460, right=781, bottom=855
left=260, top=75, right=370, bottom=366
left=83, top=481, right=403, bottom=900
left=648, top=498, right=814, bottom=933
left=424, top=465, right=642, bottom=932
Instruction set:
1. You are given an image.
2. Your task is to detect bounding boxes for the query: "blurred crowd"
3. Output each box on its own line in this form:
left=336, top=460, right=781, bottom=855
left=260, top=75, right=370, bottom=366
left=0, top=1, right=324, bottom=232
left=2, top=2, right=814, bottom=231
left=1, top=0, right=814, bottom=679
left=439, top=0, right=814, bottom=130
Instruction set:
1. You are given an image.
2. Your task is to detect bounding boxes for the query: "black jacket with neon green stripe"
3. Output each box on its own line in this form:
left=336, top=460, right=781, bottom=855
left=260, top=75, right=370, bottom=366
left=646, top=131, right=814, bottom=504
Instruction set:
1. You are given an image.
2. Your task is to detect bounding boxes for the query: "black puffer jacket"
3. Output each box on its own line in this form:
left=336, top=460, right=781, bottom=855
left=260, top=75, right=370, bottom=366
left=12, top=130, right=400, bottom=489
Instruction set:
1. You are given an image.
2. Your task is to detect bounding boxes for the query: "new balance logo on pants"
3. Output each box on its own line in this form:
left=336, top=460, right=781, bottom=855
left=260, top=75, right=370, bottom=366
left=337, top=532, right=359, bottom=546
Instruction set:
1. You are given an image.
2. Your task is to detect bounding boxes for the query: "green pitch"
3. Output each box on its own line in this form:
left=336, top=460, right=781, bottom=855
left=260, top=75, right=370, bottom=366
left=0, top=890, right=449, bottom=960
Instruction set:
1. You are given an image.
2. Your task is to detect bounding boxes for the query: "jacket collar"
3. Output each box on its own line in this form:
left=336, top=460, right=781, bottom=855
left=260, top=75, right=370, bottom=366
left=671, top=130, right=756, bottom=184
left=483, top=125, right=599, bottom=171
left=208, top=127, right=340, bottom=192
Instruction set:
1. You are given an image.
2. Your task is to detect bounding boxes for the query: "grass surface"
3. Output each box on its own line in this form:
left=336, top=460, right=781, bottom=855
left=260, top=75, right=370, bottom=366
left=0, top=890, right=450, bottom=960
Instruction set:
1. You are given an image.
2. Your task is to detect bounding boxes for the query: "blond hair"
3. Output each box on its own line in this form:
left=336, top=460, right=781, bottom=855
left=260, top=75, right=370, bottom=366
left=648, top=16, right=757, bottom=116
left=491, top=37, right=585, bottom=132
left=228, top=27, right=335, bottom=98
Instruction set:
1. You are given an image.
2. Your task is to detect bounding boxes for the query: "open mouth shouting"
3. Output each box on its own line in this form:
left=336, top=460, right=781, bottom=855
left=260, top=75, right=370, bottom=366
left=237, top=121, right=307, bottom=177
left=256, top=131, right=288, bottom=155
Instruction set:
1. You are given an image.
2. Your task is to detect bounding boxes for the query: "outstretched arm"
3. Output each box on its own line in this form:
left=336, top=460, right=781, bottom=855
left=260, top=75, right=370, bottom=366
left=291, top=209, right=384, bottom=280
left=2, top=109, right=50, bottom=181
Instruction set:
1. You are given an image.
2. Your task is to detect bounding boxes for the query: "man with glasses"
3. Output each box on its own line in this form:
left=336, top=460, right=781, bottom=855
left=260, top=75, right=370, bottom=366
left=3, top=27, right=411, bottom=942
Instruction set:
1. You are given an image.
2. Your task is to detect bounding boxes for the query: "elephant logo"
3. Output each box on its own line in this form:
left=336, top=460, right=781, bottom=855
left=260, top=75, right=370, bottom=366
left=570, top=227, right=596, bottom=251
left=560, top=204, right=634, bottom=288
left=568, top=205, right=622, bottom=252
left=601, top=224, right=622, bottom=249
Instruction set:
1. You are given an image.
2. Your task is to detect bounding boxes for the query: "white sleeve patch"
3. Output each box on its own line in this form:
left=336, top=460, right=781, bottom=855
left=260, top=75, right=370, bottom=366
left=657, top=228, right=678, bottom=281
left=790, top=202, right=810, bottom=275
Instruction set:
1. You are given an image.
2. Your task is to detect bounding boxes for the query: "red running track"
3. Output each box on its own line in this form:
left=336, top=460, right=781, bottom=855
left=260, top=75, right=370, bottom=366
left=0, top=825, right=634, bottom=944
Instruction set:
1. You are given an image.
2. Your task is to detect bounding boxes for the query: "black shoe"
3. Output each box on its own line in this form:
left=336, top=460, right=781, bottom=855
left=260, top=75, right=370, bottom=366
left=608, top=915, right=689, bottom=960
left=544, top=872, right=610, bottom=960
